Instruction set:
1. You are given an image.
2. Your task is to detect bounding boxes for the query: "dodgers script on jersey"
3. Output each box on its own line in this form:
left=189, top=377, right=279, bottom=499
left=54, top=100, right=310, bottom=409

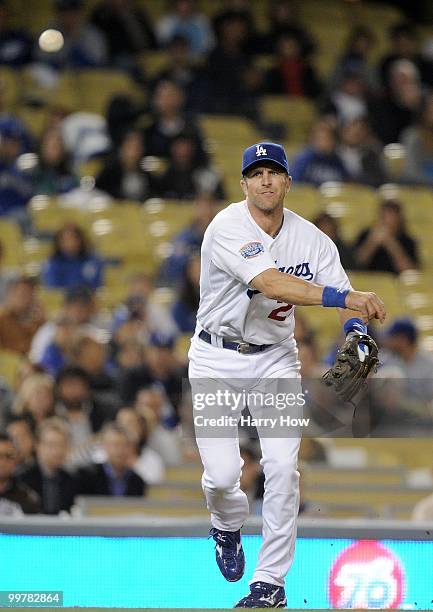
left=196, top=200, right=351, bottom=345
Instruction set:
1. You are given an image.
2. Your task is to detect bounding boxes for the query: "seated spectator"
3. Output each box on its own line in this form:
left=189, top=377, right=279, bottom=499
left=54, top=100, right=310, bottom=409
left=30, top=285, right=99, bottom=364
left=369, top=59, right=422, bottom=145
left=379, top=22, right=433, bottom=90
left=205, top=11, right=262, bottom=120
left=0, top=377, right=13, bottom=422
left=401, top=93, right=433, bottom=185
left=34, top=0, right=108, bottom=70
left=158, top=193, right=219, bottom=284
left=19, top=418, right=75, bottom=514
left=114, top=340, right=145, bottom=372
left=0, top=116, right=33, bottom=226
left=95, top=129, right=159, bottom=201
left=38, top=315, right=77, bottom=376
left=12, top=373, right=55, bottom=425
left=75, top=423, right=146, bottom=496
left=330, top=26, right=377, bottom=92
left=106, top=94, right=143, bottom=147
left=290, top=120, right=349, bottom=186
left=150, top=35, right=204, bottom=112
left=382, top=318, right=433, bottom=404
left=156, top=0, right=214, bottom=57
left=116, top=407, right=165, bottom=484
left=90, top=0, right=156, bottom=68
left=337, top=117, right=386, bottom=187
left=0, top=277, right=45, bottom=355
left=6, top=414, right=36, bottom=473
left=135, top=387, right=182, bottom=466
left=143, top=79, right=206, bottom=160
left=158, top=132, right=225, bottom=200
left=258, top=0, right=315, bottom=58
left=54, top=366, right=116, bottom=450
left=265, top=32, right=321, bottom=99
left=60, top=111, right=111, bottom=167
left=312, top=212, right=355, bottom=270
left=42, top=223, right=105, bottom=290
left=353, top=199, right=418, bottom=274
left=0, top=239, right=18, bottom=303
left=69, top=334, right=121, bottom=409
left=31, top=127, right=78, bottom=196
left=119, top=333, right=186, bottom=421
left=111, top=272, right=178, bottom=345
left=0, top=0, right=33, bottom=67
left=322, top=69, right=369, bottom=124
left=0, top=432, right=41, bottom=515
left=212, top=2, right=257, bottom=56
left=171, top=253, right=200, bottom=332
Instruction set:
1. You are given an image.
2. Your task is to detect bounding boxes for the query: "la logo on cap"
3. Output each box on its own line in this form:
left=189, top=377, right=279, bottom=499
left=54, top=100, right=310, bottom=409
left=256, top=144, right=267, bottom=156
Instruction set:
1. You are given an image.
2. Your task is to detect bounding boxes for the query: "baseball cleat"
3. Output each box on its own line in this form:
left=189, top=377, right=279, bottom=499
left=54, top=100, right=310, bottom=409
left=209, top=527, right=245, bottom=582
left=234, top=581, right=287, bottom=608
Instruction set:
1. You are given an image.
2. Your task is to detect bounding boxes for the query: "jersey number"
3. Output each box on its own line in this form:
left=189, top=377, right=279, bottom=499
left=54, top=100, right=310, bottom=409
left=268, top=302, right=293, bottom=321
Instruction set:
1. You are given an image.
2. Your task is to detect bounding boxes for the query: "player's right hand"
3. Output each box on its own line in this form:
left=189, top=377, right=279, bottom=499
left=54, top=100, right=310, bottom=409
left=345, top=291, right=386, bottom=323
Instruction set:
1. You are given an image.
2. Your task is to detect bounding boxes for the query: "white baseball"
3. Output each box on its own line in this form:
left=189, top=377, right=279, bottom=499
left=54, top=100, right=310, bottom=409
left=38, top=29, right=64, bottom=53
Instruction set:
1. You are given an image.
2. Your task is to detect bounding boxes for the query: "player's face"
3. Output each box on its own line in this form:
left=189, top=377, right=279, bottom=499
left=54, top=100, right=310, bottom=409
left=241, top=163, right=291, bottom=212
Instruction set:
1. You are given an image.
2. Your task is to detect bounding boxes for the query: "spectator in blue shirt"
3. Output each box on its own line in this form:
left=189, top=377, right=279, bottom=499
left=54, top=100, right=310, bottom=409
left=171, top=253, right=200, bottom=333
left=0, top=116, right=33, bottom=226
left=42, top=223, right=104, bottom=290
left=158, top=193, right=219, bottom=284
left=290, top=119, right=349, bottom=186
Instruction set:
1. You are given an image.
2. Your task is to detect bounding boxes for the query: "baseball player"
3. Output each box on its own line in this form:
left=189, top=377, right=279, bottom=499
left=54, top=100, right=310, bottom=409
left=188, top=142, right=385, bottom=608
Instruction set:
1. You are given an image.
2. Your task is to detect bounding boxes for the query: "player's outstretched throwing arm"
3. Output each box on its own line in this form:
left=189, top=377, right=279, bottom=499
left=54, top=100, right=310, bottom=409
left=251, top=268, right=386, bottom=323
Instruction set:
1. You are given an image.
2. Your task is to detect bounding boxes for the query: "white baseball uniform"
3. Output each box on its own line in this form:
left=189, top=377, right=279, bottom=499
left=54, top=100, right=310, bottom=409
left=188, top=199, right=351, bottom=587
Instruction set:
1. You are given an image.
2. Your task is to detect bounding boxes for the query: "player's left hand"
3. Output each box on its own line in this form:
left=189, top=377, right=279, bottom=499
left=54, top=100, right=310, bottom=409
left=322, top=332, right=379, bottom=403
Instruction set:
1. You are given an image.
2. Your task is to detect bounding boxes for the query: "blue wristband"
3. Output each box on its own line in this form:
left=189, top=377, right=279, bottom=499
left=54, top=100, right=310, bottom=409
left=344, top=317, right=367, bottom=336
left=322, top=286, right=349, bottom=308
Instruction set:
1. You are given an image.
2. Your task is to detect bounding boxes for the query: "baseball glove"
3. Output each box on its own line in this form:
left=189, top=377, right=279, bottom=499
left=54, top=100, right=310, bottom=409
left=322, top=333, right=379, bottom=403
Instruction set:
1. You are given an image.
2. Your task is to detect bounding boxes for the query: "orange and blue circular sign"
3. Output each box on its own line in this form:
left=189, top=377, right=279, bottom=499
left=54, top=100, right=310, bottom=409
left=328, top=540, right=405, bottom=609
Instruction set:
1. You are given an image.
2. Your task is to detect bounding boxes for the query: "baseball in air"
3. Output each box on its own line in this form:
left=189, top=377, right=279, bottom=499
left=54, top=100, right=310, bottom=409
left=38, top=29, right=64, bottom=53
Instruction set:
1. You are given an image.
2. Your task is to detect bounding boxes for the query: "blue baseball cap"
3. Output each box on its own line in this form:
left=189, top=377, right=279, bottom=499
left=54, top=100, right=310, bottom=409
left=386, top=318, right=417, bottom=343
left=242, top=142, right=289, bottom=175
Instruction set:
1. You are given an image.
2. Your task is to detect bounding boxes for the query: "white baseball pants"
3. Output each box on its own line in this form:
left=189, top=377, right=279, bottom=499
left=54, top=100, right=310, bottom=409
left=188, top=333, right=302, bottom=587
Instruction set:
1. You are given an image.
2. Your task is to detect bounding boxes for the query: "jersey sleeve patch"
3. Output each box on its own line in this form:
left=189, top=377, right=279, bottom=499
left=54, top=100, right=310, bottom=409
left=239, top=241, right=265, bottom=259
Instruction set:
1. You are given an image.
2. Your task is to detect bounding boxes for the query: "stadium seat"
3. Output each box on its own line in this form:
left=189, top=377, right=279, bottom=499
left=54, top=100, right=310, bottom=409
left=138, top=50, right=170, bottom=79
left=260, top=96, right=317, bottom=144
left=0, top=220, right=23, bottom=267
left=38, top=288, right=65, bottom=317
left=73, top=69, right=142, bottom=115
left=0, top=67, right=20, bottom=112
left=0, top=350, right=21, bottom=388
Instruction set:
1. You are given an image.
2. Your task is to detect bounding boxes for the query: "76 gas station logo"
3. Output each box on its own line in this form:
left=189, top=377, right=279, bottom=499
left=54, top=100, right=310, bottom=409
left=328, top=541, right=405, bottom=609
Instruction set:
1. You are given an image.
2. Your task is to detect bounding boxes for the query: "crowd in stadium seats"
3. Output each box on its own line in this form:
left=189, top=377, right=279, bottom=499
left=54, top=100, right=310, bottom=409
left=0, top=0, right=433, bottom=518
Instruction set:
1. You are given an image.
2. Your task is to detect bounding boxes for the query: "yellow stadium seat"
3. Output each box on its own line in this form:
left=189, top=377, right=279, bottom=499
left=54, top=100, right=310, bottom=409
left=38, top=288, right=65, bottom=317
left=261, top=96, right=317, bottom=145
left=0, top=67, right=19, bottom=112
left=74, top=69, right=142, bottom=115
left=138, top=51, right=170, bottom=79
left=0, top=350, right=22, bottom=387
left=16, top=106, right=50, bottom=140
left=29, top=196, right=89, bottom=233
left=0, top=220, right=23, bottom=267
left=287, top=184, right=321, bottom=220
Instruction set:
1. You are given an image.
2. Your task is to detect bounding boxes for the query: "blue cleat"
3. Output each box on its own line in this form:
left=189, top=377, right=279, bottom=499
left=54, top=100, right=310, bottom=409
left=234, top=581, right=287, bottom=608
left=209, top=527, right=245, bottom=582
